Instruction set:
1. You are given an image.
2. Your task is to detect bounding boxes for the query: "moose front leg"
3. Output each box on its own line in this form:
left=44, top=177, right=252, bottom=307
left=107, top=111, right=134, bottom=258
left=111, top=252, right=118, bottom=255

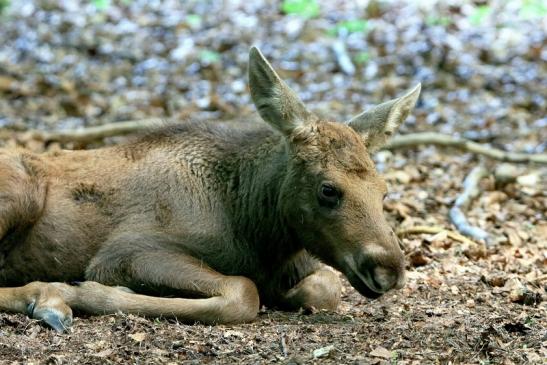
left=83, top=231, right=260, bottom=324
left=271, top=251, right=342, bottom=312
left=282, top=268, right=342, bottom=312
left=0, top=282, right=73, bottom=332
left=0, top=231, right=260, bottom=331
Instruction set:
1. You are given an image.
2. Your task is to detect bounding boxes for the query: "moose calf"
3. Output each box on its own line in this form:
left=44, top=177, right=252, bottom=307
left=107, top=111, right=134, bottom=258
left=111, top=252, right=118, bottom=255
left=0, top=47, right=420, bottom=332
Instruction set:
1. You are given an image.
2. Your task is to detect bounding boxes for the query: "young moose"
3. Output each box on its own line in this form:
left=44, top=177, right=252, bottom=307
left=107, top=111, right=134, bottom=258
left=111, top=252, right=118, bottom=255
left=0, top=47, right=420, bottom=332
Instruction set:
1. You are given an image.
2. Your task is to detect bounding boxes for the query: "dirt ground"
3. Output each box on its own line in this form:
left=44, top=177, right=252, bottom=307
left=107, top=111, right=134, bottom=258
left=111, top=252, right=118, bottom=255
left=0, top=0, right=545, bottom=364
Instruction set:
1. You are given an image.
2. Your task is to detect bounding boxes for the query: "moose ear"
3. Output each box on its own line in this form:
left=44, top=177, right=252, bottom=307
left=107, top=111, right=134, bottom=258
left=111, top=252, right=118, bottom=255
left=347, top=84, right=421, bottom=152
left=248, top=47, right=312, bottom=135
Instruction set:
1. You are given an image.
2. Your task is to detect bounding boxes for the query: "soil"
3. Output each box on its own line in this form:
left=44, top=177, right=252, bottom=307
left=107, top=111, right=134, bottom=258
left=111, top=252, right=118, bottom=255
left=0, top=0, right=545, bottom=364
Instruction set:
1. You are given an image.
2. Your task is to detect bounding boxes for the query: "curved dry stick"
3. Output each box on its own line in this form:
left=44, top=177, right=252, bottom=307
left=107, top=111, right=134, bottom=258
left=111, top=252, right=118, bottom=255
left=396, top=225, right=479, bottom=246
left=5, top=124, right=547, bottom=164
left=27, top=118, right=164, bottom=144
left=386, top=132, right=547, bottom=164
left=449, top=165, right=490, bottom=243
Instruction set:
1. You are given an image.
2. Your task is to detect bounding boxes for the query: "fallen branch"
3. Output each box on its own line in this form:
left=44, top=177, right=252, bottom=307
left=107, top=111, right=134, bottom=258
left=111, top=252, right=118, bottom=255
left=26, top=118, right=164, bottom=145
left=396, top=225, right=479, bottom=246
left=386, top=132, right=547, bottom=164
left=449, top=165, right=490, bottom=243
left=331, top=39, right=356, bottom=76
left=4, top=123, right=547, bottom=164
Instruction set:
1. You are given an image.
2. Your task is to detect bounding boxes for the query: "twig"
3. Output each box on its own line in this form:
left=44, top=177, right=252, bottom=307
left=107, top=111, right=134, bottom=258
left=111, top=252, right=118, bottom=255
left=279, top=331, right=288, bottom=357
left=331, top=40, right=355, bottom=76
left=449, top=165, right=490, bottom=243
left=27, top=118, right=164, bottom=144
left=386, top=132, right=547, bottom=164
left=396, top=225, right=479, bottom=246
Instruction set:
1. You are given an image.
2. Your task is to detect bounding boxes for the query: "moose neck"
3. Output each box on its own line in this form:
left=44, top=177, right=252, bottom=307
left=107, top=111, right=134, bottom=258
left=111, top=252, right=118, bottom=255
left=228, top=131, right=301, bottom=263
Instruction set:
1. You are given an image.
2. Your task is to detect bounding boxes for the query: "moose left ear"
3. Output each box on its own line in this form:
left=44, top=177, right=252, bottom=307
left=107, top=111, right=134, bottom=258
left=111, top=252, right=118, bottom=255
left=347, top=83, right=421, bottom=152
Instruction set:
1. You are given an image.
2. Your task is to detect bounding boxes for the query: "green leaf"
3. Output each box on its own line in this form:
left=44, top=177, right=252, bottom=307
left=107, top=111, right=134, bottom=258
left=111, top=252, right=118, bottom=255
left=468, top=5, right=491, bottom=26
left=92, top=0, right=110, bottom=10
left=354, top=51, right=370, bottom=65
left=328, top=19, right=368, bottom=36
left=0, top=0, right=10, bottom=15
left=425, top=15, right=452, bottom=27
left=186, top=14, right=202, bottom=28
left=199, top=50, right=221, bottom=64
left=520, top=0, right=547, bottom=19
left=281, top=0, right=320, bottom=18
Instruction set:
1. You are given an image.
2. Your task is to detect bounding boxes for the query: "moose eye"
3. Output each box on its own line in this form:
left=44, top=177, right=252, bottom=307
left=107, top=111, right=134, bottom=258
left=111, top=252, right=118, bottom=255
left=318, top=183, right=341, bottom=208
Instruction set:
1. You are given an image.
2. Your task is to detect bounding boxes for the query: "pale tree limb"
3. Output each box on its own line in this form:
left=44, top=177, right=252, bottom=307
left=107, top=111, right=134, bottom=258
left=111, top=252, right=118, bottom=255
left=449, top=165, right=490, bottom=243
left=4, top=122, right=546, bottom=164
left=396, top=225, right=479, bottom=246
left=26, top=118, right=164, bottom=144
left=386, top=132, right=547, bottom=164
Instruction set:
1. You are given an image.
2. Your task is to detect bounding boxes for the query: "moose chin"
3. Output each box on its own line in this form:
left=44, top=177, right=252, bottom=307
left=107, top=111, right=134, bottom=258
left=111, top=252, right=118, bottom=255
left=0, top=46, right=420, bottom=332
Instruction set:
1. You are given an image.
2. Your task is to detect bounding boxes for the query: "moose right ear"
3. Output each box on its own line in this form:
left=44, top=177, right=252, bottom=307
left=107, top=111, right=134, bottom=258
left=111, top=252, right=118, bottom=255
left=248, top=47, right=312, bottom=135
left=347, top=84, right=421, bottom=152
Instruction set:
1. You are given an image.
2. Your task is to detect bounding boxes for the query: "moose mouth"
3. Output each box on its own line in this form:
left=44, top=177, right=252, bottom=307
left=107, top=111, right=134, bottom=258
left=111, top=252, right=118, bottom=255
left=342, top=256, right=384, bottom=299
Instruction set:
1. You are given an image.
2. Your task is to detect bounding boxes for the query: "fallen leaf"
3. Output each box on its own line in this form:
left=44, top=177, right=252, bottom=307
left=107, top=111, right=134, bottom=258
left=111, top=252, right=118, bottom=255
left=94, top=349, right=113, bottom=358
left=505, top=228, right=522, bottom=246
left=129, top=332, right=146, bottom=342
left=408, top=250, right=430, bottom=267
left=516, top=173, right=539, bottom=187
left=0, top=75, right=17, bottom=91
left=224, top=330, right=244, bottom=338
left=312, top=345, right=334, bottom=358
left=484, top=274, right=506, bottom=287
left=369, top=346, right=392, bottom=359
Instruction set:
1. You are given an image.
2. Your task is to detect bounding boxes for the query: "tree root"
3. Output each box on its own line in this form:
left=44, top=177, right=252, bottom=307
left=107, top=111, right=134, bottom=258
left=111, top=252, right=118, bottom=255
left=396, top=225, right=480, bottom=246
left=386, top=132, right=547, bottom=164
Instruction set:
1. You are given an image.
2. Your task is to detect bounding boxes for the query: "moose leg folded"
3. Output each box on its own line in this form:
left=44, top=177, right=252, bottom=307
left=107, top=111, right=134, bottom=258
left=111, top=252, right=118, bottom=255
left=82, top=231, right=260, bottom=324
left=0, top=231, right=260, bottom=331
left=269, top=251, right=342, bottom=312
left=281, top=268, right=342, bottom=312
left=0, top=282, right=73, bottom=332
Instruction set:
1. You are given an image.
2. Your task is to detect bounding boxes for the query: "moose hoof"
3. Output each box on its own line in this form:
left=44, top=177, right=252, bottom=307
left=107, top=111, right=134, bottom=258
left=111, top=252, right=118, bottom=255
left=29, top=303, right=73, bottom=333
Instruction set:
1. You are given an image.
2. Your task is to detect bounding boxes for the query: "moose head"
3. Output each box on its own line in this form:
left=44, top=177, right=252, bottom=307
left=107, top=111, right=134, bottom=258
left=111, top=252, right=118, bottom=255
left=249, top=47, right=420, bottom=298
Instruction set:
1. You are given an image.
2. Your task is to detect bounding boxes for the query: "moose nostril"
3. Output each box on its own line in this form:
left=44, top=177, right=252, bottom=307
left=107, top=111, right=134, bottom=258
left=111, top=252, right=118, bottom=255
left=372, top=266, right=397, bottom=292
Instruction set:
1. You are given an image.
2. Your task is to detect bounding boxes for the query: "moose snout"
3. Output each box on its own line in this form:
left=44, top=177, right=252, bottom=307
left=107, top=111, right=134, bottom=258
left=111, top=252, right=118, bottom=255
left=370, top=265, right=406, bottom=292
left=342, top=250, right=406, bottom=298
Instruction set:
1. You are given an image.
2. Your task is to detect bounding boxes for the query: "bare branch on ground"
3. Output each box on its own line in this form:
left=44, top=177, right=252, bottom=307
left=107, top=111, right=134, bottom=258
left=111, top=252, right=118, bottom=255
left=3, top=122, right=546, bottom=165
left=26, top=118, right=165, bottom=145
left=386, top=132, right=547, bottom=164
left=449, top=165, right=490, bottom=243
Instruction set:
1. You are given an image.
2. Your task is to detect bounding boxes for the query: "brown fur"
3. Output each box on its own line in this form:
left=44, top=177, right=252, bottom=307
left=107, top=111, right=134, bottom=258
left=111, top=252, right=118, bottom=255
left=0, top=48, right=420, bottom=331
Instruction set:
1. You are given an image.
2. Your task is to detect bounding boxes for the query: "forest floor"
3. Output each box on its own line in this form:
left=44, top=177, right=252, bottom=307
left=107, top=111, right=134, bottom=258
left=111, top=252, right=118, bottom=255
left=0, top=1, right=545, bottom=364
